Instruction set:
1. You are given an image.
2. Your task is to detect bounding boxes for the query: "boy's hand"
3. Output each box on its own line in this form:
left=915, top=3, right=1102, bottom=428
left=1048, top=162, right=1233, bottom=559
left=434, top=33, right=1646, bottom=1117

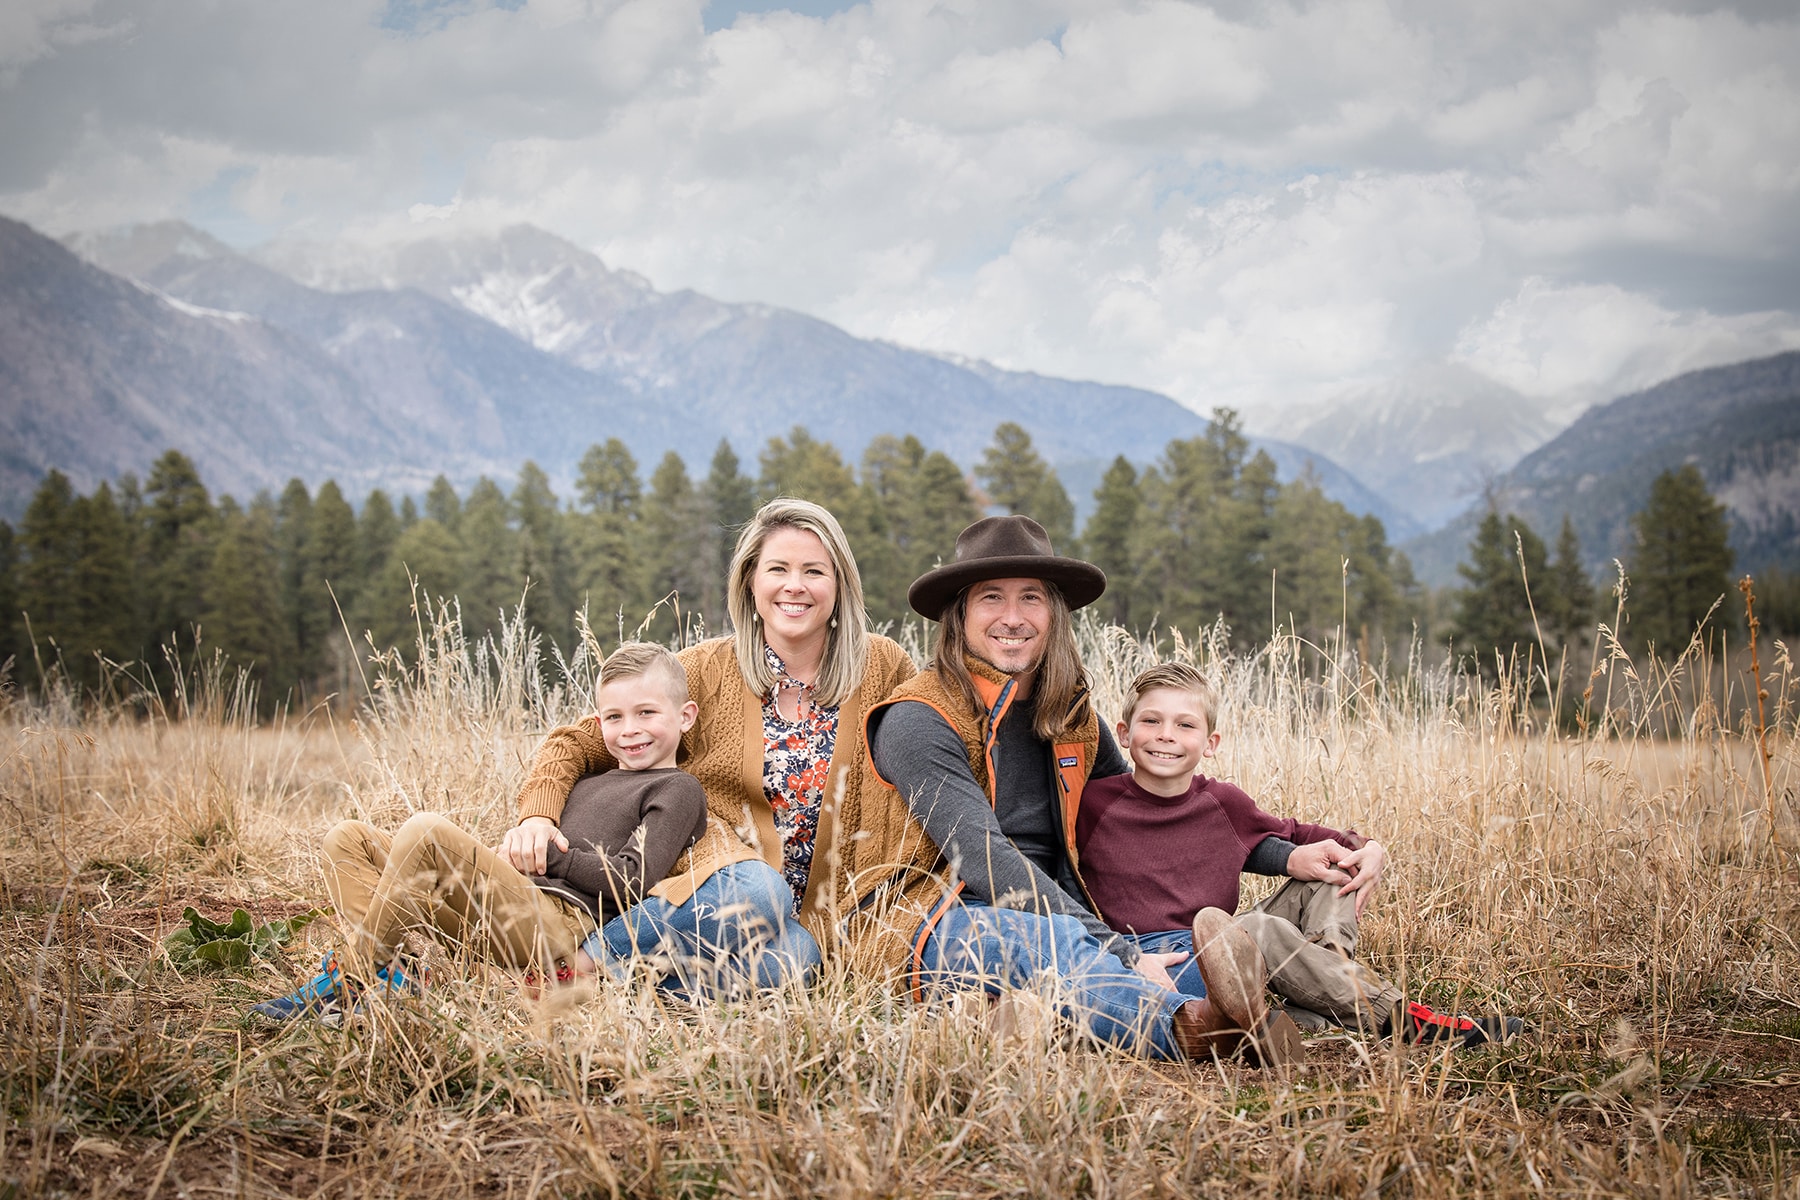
left=1286, top=840, right=1354, bottom=886
left=497, top=816, right=569, bottom=875
left=1132, top=950, right=1188, bottom=993
left=1335, top=840, right=1388, bottom=916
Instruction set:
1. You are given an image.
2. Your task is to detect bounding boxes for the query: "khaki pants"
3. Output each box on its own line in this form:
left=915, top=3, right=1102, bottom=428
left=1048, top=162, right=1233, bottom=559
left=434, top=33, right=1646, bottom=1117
left=1235, top=878, right=1405, bottom=1031
left=321, top=813, right=591, bottom=977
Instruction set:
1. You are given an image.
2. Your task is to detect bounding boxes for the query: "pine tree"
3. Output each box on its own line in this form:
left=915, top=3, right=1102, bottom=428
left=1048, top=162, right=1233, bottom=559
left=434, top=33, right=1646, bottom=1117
left=904, top=450, right=979, bottom=589
left=758, top=427, right=860, bottom=514
left=701, top=440, right=757, bottom=626
left=1628, top=464, right=1734, bottom=652
left=1136, top=410, right=1269, bottom=641
left=365, top=518, right=462, bottom=653
left=307, top=481, right=360, bottom=697
left=203, top=496, right=289, bottom=701
left=1221, top=445, right=1279, bottom=637
left=310, top=481, right=359, bottom=621
left=458, top=478, right=518, bottom=635
left=975, top=422, right=1075, bottom=547
left=425, top=475, right=462, bottom=533
left=638, top=452, right=709, bottom=637
left=141, top=451, right=217, bottom=669
left=0, top=520, right=19, bottom=678
left=71, top=482, right=136, bottom=683
left=512, top=462, right=575, bottom=646
left=1267, top=478, right=1349, bottom=644
left=855, top=435, right=923, bottom=624
left=1450, top=511, right=1548, bottom=676
left=572, top=440, right=643, bottom=629
left=1084, top=456, right=1140, bottom=629
left=274, top=479, right=315, bottom=685
left=1547, top=515, right=1595, bottom=655
left=18, top=471, right=79, bottom=664
left=16, top=473, right=135, bottom=688
left=359, top=490, right=401, bottom=587
left=398, top=495, right=420, bottom=529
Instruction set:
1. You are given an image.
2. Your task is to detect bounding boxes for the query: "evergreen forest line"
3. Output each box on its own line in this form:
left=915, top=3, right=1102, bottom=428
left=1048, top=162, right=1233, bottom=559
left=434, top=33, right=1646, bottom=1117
left=0, top=409, right=1774, bottom=712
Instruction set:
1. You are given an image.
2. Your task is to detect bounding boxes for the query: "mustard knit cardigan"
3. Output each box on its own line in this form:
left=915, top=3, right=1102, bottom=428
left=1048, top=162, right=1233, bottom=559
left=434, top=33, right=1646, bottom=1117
left=515, top=634, right=917, bottom=946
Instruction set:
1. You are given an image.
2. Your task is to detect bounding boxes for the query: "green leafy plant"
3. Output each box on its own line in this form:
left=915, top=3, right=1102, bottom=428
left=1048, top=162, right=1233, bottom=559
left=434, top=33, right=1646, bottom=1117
left=162, top=906, right=326, bottom=970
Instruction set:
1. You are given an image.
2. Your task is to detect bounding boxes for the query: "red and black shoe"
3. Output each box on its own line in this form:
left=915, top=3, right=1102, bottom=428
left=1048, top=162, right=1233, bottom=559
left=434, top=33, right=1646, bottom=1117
left=521, top=960, right=577, bottom=1000
left=1391, top=1001, right=1524, bottom=1049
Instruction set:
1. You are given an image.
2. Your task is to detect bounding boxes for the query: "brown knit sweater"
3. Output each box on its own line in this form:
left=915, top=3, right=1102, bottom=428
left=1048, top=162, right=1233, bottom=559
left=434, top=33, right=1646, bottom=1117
left=515, top=634, right=917, bottom=946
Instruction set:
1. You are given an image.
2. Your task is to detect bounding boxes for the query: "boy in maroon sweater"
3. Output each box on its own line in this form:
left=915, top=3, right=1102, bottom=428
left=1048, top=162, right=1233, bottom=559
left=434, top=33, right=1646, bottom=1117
left=1076, top=663, right=1521, bottom=1048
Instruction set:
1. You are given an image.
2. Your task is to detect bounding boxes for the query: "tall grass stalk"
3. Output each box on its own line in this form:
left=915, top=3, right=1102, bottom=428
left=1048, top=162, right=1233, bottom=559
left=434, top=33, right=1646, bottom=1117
left=1, top=606, right=1796, bottom=1198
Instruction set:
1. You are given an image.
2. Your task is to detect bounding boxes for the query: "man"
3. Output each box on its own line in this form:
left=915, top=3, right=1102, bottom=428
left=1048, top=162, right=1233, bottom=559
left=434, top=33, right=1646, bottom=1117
left=843, top=515, right=1300, bottom=1063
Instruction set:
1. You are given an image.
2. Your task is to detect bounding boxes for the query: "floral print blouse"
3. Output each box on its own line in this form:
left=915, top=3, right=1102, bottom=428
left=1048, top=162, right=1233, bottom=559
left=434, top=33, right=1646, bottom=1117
left=761, top=644, right=839, bottom=915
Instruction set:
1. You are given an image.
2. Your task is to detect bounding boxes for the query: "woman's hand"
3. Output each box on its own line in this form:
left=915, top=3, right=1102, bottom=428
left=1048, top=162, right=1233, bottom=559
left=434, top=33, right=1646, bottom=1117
left=496, top=816, right=569, bottom=875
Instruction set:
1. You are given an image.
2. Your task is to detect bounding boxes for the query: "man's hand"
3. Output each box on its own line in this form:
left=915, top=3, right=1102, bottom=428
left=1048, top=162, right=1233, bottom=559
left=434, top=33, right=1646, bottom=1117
left=1131, top=950, right=1188, bottom=993
left=497, top=815, right=568, bottom=875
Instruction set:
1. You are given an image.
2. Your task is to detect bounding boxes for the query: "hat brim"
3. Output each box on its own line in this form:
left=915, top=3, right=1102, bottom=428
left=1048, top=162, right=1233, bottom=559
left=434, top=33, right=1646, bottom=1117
left=908, top=555, right=1108, bottom=620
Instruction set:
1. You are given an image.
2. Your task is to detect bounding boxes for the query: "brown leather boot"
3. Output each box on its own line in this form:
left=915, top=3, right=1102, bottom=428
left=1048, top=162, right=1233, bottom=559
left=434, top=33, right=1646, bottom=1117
left=1185, top=907, right=1302, bottom=1068
left=1172, top=996, right=1247, bottom=1058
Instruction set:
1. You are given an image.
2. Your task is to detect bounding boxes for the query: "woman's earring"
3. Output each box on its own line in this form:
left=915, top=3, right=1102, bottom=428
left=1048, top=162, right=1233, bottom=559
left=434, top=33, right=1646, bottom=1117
left=830, top=615, right=838, bottom=629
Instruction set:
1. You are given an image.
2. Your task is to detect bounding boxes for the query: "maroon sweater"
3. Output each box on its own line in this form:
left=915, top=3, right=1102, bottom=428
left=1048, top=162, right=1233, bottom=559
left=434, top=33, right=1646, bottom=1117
left=1075, top=773, right=1359, bottom=935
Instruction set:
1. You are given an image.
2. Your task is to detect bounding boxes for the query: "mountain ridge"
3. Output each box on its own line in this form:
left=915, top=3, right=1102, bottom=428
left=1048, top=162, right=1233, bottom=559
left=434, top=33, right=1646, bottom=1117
left=1401, top=350, right=1800, bottom=585
left=43, top=218, right=1410, bottom=532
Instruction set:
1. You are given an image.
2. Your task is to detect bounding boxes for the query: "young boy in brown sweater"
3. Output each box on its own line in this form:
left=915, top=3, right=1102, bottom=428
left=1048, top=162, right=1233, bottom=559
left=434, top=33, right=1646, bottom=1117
left=1076, top=663, right=1522, bottom=1048
left=250, top=642, right=708, bottom=1022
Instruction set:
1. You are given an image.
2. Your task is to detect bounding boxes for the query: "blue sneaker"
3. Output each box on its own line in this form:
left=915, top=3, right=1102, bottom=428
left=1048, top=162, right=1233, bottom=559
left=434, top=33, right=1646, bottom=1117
left=250, top=953, right=425, bottom=1025
left=250, top=952, right=348, bottom=1024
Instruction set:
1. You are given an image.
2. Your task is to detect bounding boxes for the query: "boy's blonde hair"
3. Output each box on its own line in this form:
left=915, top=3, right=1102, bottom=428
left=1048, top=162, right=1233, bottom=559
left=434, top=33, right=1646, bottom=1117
left=1123, top=662, right=1220, bottom=730
left=598, top=641, right=689, bottom=705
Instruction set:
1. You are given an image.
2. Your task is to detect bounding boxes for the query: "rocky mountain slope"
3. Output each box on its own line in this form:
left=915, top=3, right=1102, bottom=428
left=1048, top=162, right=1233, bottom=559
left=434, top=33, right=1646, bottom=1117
left=0, top=217, right=406, bottom=513
left=1402, top=351, right=1800, bottom=585
left=20, top=218, right=1404, bottom=531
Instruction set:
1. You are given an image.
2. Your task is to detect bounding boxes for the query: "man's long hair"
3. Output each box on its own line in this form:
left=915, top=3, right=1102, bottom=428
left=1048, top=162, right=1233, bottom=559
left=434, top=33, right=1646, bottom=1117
left=933, top=581, right=1091, bottom=740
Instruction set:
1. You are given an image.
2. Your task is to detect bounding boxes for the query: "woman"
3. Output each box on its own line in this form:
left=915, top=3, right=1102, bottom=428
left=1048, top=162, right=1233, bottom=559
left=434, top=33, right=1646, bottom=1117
left=499, top=498, right=916, bottom=998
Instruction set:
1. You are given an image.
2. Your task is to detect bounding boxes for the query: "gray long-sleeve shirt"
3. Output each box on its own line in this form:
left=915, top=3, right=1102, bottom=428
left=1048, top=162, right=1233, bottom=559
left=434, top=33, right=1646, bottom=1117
left=868, top=693, right=1141, bottom=962
left=868, top=694, right=1299, bottom=969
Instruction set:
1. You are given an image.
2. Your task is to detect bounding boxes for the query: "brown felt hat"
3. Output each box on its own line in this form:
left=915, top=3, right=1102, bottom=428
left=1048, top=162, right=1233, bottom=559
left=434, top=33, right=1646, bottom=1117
left=907, top=514, right=1107, bottom=620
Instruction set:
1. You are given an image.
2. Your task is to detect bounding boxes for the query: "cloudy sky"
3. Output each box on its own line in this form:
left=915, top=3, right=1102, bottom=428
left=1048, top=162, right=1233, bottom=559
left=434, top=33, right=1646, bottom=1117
left=5, top=0, right=1798, bottom=424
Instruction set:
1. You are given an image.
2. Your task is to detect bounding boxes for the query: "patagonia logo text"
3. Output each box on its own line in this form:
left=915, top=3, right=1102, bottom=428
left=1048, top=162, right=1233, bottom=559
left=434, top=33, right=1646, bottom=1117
left=1058, top=756, right=1079, bottom=768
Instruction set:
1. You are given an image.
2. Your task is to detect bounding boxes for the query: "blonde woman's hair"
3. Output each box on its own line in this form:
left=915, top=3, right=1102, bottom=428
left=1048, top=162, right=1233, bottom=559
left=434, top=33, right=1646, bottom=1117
left=1122, top=662, right=1219, bottom=730
left=933, top=580, right=1090, bottom=741
left=726, top=497, right=869, bottom=708
left=598, top=641, right=689, bottom=705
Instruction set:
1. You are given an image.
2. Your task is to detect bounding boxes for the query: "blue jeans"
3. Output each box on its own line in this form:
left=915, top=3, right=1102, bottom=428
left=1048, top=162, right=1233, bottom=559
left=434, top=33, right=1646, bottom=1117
left=584, top=860, right=821, bottom=1001
left=915, top=902, right=1189, bottom=1060
left=1125, top=928, right=1208, bottom=999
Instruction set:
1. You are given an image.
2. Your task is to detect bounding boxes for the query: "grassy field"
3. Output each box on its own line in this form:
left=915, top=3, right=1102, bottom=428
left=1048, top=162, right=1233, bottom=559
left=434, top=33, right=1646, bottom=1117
left=3, top=608, right=1798, bottom=1199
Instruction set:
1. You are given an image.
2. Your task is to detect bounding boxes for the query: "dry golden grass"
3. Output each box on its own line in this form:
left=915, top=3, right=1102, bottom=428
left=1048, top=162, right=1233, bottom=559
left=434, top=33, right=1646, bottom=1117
left=3, top=606, right=1797, bottom=1199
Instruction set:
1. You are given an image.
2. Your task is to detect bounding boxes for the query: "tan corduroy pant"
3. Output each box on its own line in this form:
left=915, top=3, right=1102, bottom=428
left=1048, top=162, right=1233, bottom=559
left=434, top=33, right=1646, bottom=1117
left=1235, top=878, right=1405, bottom=1031
left=321, top=812, right=591, bottom=977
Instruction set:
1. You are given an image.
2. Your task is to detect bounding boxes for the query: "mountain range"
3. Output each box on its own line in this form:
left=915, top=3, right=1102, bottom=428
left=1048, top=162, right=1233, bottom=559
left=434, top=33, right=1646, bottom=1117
left=2, top=217, right=1402, bottom=532
left=1270, top=363, right=1566, bottom=533
left=5, top=213, right=1797, bottom=585
left=1402, top=350, right=1800, bottom=583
